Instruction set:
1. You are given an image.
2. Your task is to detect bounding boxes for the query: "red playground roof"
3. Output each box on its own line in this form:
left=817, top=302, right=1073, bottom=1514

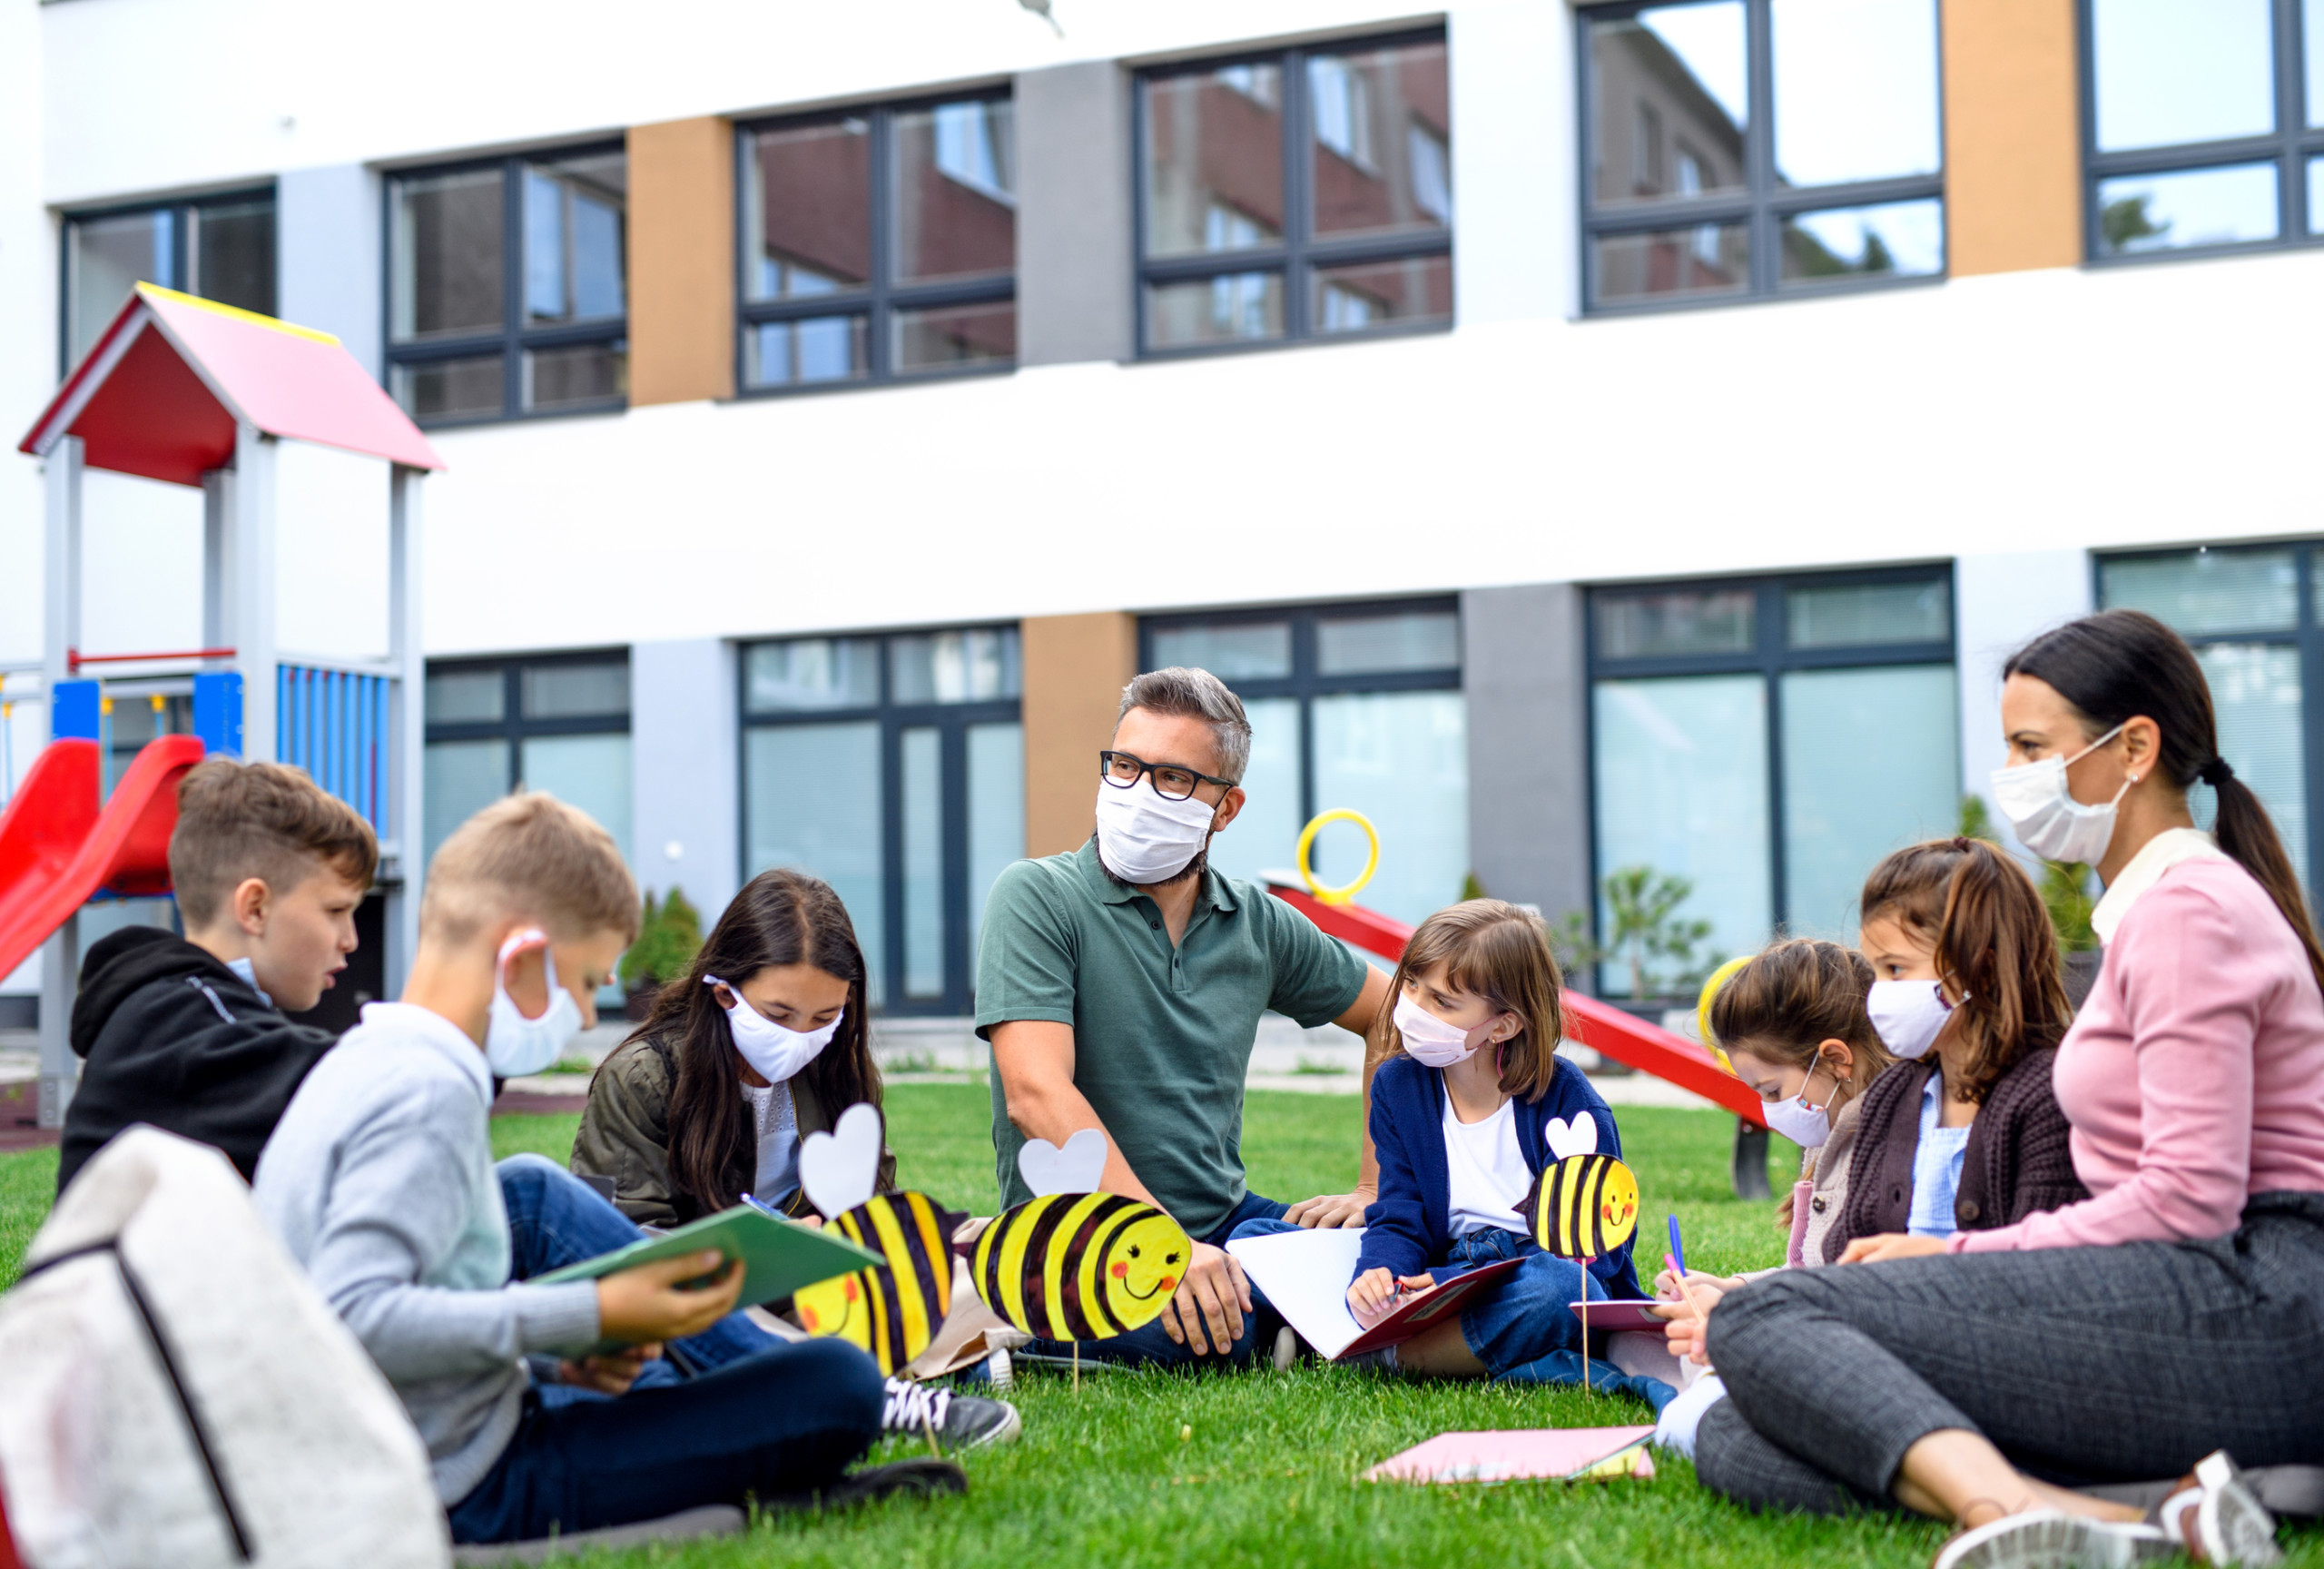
left=18, top=283, right=444, bottom=487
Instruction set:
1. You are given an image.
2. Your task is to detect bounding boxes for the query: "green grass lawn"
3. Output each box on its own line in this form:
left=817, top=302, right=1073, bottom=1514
left=6, top=1087, right=2319, bottom=1567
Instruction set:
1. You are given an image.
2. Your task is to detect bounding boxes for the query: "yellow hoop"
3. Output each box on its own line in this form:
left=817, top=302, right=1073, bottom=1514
left=1697, top=955, right=1754, bottom=1075
left=1296, top=809, right=1380, bottom=906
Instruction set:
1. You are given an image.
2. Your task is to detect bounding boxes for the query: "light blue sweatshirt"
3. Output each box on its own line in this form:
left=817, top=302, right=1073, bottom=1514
left=253, top=1002, right=600, bottom=1504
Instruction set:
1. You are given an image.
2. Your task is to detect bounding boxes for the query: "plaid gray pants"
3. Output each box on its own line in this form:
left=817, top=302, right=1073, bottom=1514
left=1695, top=1191, right=2324, bottom=1515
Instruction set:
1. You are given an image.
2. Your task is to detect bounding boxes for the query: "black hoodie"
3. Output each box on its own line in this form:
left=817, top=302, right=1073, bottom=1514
left=58, top=925, right=340, bottom=1194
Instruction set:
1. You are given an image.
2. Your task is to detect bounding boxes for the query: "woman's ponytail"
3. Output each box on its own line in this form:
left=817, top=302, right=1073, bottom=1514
left=2006, top=609, right=2324, bottom=1000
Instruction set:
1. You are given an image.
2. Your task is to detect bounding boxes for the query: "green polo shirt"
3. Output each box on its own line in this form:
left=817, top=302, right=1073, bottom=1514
left=976, top=840, right=1368, bottom=1239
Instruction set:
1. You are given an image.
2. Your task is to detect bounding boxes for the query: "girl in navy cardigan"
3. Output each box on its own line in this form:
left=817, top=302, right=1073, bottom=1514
left=1240, top=901, right=1645, bottom=1384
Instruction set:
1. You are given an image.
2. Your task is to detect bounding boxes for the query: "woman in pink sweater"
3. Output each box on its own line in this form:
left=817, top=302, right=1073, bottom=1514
left=1689, top=611, right=2324, bottom=1568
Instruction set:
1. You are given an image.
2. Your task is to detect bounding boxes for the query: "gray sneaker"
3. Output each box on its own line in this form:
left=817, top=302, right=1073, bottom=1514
left=881, top=1377, right=1021, bottom=1453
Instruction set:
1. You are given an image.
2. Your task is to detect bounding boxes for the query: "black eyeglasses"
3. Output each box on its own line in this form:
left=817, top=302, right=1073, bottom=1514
left=1098, top=750, right=1237, bottom=802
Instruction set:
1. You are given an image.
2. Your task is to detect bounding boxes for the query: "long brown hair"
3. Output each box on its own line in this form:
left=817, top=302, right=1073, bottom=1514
left=1370, top=900, right=1566, bottom=1103
left=2006, top=608, right=2324, bottom=998
left=621, top=868, right=883, bottom=1213
left=1860, top=837, right=2073, bottom=1104
left=1707, top=938, right=1895, bottom=1102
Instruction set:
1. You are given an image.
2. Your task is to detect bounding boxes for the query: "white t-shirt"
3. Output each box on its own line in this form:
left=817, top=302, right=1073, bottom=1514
left=741, top=1078, right=800, bottom=1206
left=1442, top=1093, right=1531, bottom=1237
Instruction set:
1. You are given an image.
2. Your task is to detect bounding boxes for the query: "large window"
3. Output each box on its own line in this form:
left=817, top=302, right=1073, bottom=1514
left=2097, top=544, right=2319, bottom=892
left=387, top=148, right=628, bottom=424
left=737, top=94, right=1017, bottom=392
left=424, top=652, right=633, bottom=869
left=2083, top=0, right=2324, bottom=259
left=1586, top=571, right=1958, bottom=993
left=1137, top=32, right=1453, bottom=354
left=64, top=188, right=276, bottom=370
left=741, top=628, right=1025, bottom=1013
left=1138, top=601, right=1465, bottom=927
left=1580, top=0, right=1944, bottom=311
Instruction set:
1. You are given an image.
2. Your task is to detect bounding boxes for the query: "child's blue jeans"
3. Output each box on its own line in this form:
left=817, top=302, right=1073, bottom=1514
left=446, top=1155, right=885, bottom=1543
left=1226, top=1217, right=1607, bottom=1377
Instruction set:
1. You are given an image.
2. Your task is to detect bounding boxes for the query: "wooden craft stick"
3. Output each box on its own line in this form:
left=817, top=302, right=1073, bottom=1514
left=1580, top=1258, right=1592, bottom=1394
left=1665, top=1251, right=1708, bottom=1325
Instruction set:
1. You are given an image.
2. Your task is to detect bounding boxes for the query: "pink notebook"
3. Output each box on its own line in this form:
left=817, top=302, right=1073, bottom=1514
left=1564, top=1298, right=1672, bottom=1332
left=1365, top=1426, right=1658, bottom=1485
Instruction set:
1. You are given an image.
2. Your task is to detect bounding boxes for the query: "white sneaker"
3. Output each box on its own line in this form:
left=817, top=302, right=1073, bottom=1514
left=2158, top=1453, right=2284, bottom=1568
left=1272, top=1326, right=1298, bottom=1372
left=1931, top=1510, right=2175, bottom=1569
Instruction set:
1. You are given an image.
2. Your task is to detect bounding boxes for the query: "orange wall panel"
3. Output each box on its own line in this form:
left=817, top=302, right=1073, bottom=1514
left=628, top=117, right=735, bottom=406
left=1944, top=0, right=2083, bottom=276
left=1022, top=612, right=1138, bottom=858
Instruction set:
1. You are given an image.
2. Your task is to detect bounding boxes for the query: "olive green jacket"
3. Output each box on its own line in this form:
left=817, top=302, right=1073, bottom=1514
left=570, top=1034, right=895, bottom=1228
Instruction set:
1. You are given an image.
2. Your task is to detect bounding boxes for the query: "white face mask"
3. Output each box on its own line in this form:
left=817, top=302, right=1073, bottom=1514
left=1761, top=1061, right=1838, bottom=1149
left=1867, top=977, right=1954, bottom=1060
left=1093, top=776, right=1219, bottom=886
left=484, top=931, right=584, bottom=1078
left=1393, top=989, right=1505, bottom=1070
left=1990, top=723, right=2130, bottom=865
left=705, top=975, right=844, bottom=1085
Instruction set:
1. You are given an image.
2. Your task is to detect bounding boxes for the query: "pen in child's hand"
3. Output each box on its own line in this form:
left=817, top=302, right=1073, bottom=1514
left=741, top=1193, right=783, bottom=1219
left=1668, top=1214, right=1687, bottom=1277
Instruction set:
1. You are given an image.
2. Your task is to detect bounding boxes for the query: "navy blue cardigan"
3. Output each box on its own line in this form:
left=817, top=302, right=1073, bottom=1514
left=1356, top=1053, right=1644, bottom=1301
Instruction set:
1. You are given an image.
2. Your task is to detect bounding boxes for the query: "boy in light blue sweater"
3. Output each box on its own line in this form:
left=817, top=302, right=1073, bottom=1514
left=256, top=793, right=948, bottom=1544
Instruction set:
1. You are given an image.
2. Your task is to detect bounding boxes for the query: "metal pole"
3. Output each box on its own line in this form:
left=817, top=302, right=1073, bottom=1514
left=385, top=464, right=426, bottom=1000
left=232, top=424, right=279, bottom=764
left=201, top=465, right=236, bottom=649
left=39, top=435, right=85, bottom=1129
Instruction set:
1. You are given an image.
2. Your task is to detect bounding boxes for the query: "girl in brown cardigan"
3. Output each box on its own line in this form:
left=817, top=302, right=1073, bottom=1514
left=1820, top=838, right=2087, bottom=1259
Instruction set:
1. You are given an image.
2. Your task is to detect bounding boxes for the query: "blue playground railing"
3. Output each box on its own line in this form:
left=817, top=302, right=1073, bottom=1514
left=277, top=665, right=391, bottom=834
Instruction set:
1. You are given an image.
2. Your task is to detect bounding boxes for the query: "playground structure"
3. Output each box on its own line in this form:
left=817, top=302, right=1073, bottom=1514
left=8, top=283, right=442, bottom=1127
left=1266, top=811, right=1777, bottom=1199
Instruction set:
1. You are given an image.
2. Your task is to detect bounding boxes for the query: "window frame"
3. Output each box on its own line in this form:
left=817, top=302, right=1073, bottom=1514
left=59, top=183, right=277, bottom=377
left=736, top=624, right=1024, bottom=1016
left=1575, top=0, right=1948, bottom=315
left=2078, top=0, right=2324, bottom=264
left=1583, top=565, right=1957, bottom=945
left=423, top=647, right=635, bottom=779
left=1131, top=26, right=1456, bottom=360
left=380, top=143, right=631, bottom=429
left=732, top=89, right=1019, bottom=399
left=1136, top=596, right=1462, bottom=827
left=2093, top=540, right=2324, bottom=895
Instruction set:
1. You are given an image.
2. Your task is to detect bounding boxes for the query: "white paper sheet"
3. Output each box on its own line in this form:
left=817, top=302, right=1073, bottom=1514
left=1226, top=1226, right=1369, bottom=1359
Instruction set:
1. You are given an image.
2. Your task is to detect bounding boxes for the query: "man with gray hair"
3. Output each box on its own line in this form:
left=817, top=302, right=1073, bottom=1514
left=978, top=667, right=1392, bottom=1367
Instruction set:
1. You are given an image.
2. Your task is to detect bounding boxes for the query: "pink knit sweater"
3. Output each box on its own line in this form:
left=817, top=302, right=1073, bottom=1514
left=1952, top=855, right=2324, bottom=1253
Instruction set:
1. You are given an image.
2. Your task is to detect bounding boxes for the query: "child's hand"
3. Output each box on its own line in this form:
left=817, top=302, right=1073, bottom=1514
left=597, top=1249, right=744, bottom=1343
left=1347, top=1268, right=1433, bottom=1324
left=1663, top=1308, right=1712, bottom=1367
left=558, top=1343, right=662, bottom=1395
left=1652, top=1267, right=1740, bottom=1303
left=1838, top=1233, right=1949, bottom=1265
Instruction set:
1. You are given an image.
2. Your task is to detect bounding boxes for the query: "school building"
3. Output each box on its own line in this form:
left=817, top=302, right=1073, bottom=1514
left=4, top=0, right=2319, bottom=1022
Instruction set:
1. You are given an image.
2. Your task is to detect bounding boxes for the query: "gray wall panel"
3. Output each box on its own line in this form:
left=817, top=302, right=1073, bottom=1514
left=1016, top=61, right=1133, bottom=366
left=1462, top=583, right=1591, bottom=929
left=278, top=163, right=382, bottom=379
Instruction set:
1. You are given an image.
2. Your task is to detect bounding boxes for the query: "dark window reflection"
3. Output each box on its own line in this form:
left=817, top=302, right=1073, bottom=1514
left=1144, top=67, right=1285, bottom=258
left=1309, top=42, right=1451, bottom=238
left=1313, top=255, right=1452, bottom=331
left=1595, top=589, right=1758, bottom=658
left=895, top=301, right=1016, bottom=371
left=525, top=153, right=626, bottom=325
left=192, top=200, right=276, bottom=319
left=1594, top=222, right=1749, bottom=303
left=894, top=101, right=1017, bottom=284
left=745, top=122, right=873, bottom=298
left=392, top=170, right=506, bottom=342
left=1590, top=2, right=1748, bottom=207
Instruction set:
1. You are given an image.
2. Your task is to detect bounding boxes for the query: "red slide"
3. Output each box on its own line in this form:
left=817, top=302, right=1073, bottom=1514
left=0, top=735, right=205, bottom=982
left=1266, top=880, right=1768, bottom=1128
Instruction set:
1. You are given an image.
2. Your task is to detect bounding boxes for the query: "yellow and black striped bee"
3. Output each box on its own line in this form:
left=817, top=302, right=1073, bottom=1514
left=969, top=1192, right=1192, bottom=1341
left=1526, top=1152, right=1641, bottom=1260
left=794, top=1190, right=964, bottom=1376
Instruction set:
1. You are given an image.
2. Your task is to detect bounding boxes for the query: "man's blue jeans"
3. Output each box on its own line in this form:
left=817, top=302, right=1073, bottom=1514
left=1022, top=1189, right=1289, bottom=1370
left=445, top=1155, right=886, bottom=1543
left=1226, top=1217, right=1607, bottom=1377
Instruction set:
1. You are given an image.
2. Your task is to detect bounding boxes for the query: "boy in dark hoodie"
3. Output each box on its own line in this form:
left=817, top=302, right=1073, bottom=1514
left=57, top=756, right=377, bottom=1193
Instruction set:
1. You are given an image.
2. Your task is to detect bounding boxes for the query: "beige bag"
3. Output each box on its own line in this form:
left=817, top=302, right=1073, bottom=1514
left=0, top=1127, right=448, bottom=1569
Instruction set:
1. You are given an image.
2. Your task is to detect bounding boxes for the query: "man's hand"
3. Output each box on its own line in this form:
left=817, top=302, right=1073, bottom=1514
left=557, top=1343, right=662, bottom=1395
left=1283, top=1187, right=1376, bottom=1229
left=596, top=1249, right=743, bottom=1344
left=1157, top=1241, right=1251, bottom=1357
left=1838, top=1233, right=1949, bottom=1265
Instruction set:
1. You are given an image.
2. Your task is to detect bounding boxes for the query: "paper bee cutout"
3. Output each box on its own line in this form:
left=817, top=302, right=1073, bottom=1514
left=792, top=1104, right=964, bottom=1376
left=1542, top=1112, right=1599, bottom=1161
left=965, top=1130, right=1194, bottom=1341
left=1525, top=1150, right=1640, bottom=1261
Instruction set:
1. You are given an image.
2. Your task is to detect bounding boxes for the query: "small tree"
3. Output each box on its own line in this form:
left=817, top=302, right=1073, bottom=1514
left=619, top=887, right=704, bottom=992
left=1557, top=865, right=1717, bottom=1000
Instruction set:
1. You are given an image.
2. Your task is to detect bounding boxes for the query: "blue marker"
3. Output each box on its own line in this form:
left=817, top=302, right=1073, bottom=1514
left=742, top=1193, right=783, bottom=1219
left=1668, top=1214, right=1688, bottom=1277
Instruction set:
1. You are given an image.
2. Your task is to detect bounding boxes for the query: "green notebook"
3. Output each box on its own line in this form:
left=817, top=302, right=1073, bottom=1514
left=537, top=1204, right=886, bottom=1351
